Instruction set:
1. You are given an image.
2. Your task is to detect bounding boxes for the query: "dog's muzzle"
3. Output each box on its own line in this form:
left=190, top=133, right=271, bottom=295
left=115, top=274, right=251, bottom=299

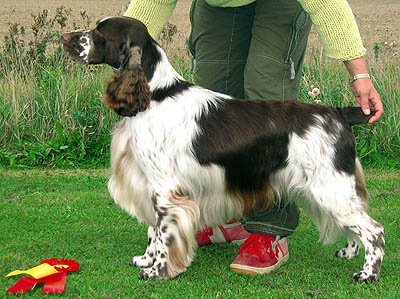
left=61, top=31, right=90, bottom=64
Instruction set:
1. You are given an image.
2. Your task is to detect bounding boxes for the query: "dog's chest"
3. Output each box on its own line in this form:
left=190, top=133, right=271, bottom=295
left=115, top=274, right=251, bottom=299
left=127, top=104, right=200, bottom=180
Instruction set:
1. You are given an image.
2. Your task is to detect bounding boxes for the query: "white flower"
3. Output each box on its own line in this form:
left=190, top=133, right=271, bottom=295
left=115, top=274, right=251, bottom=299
left=312, top=87, right=320, bottom=96
left=314, top=99, right=322, bottom=104
left=308, top=87, right=320, bottom=99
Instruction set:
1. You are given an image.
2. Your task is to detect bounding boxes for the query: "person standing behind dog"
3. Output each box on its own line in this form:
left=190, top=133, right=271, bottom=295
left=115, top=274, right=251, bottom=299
left=122, top=0, right=384, bottom=275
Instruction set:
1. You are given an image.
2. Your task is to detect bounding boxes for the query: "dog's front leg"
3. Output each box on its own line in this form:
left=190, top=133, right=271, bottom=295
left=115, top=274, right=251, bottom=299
left=138, top=192, right=200, bottom=280
left=131, top=226, right=157, bottom=268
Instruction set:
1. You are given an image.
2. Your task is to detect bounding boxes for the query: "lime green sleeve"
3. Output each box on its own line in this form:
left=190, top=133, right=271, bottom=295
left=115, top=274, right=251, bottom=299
left=298, top=0, right=366, bottom=61
left=123, top=0, right=178, bottom=39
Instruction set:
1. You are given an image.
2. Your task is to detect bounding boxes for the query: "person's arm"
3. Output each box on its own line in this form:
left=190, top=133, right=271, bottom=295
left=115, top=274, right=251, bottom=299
left=124, top=0, right=178, bottom=39
left=298, top=0, right=383, bottom=123
left=298, top=0, right=364, bottom=60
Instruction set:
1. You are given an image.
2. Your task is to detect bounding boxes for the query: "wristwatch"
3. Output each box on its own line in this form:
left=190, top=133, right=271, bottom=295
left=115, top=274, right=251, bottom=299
left=349, top=73, right=370, bottom=84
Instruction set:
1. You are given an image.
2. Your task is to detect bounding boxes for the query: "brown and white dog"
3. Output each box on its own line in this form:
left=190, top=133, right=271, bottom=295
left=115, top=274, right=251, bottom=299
left=62, top=16, right=384, bottom=282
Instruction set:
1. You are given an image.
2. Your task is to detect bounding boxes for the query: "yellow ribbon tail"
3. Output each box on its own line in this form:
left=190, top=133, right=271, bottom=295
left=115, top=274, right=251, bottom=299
left=6, top=263, right=68, bottom=279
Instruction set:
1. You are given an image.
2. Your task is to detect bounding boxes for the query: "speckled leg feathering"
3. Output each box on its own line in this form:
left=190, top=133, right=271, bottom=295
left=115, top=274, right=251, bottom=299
left=135, top=193, right=200, bottom=280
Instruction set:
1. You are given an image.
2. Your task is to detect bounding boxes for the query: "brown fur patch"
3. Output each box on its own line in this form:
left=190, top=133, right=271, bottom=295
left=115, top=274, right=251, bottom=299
left=168, top=192, right=200, bottom=254
left=355, top=159, right=368, bottom=211
left=104, top=66, right=151, bottom=117
left=236, top=178, right=274, bottom=218
left=168, top=192, right=200, bottom=227
left=165, top=193, right=200, bottom=276
left=167, top=239, right=187, bottom=274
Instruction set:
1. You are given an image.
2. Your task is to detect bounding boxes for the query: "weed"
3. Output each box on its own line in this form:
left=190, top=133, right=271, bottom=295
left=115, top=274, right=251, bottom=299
left=374, top=43, right=381, bottom=62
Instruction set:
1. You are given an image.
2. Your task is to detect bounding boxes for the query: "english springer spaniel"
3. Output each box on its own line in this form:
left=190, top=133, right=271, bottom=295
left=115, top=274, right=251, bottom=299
left=62, top=16, right=384, bottom=283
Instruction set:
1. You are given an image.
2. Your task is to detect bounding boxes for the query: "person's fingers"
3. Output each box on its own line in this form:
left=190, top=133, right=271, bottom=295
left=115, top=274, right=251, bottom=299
left=360, top=96, right=371, bottom=115
left=352, top=80, right=372, bottom=115
left=367, top=91, right=384, bottom=123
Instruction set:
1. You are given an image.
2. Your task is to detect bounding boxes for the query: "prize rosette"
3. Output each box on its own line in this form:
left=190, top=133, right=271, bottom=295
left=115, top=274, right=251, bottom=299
left=6, top=258, right=79, bottom=294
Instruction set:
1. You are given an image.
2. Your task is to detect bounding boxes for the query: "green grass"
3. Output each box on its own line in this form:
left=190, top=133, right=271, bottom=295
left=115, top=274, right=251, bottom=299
left=1, top=168, right=399, bottom=297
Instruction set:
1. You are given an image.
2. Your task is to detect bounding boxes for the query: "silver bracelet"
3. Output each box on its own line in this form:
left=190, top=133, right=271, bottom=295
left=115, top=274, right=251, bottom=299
left=349, top=73, right=370, bottom=83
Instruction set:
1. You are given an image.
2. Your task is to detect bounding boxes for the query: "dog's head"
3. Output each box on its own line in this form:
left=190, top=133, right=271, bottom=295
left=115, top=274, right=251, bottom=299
left=62, top=17, right=153, bottom=117
left=61, top=16, right=152, bottom=69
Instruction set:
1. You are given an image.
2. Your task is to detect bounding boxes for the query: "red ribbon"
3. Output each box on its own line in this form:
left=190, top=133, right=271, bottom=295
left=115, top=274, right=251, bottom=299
left=6, top=258, right=79, bottom=294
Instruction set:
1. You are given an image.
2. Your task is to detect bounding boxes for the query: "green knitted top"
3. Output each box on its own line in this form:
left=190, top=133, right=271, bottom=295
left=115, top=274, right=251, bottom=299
left=124, top=0, right=366, bottom=61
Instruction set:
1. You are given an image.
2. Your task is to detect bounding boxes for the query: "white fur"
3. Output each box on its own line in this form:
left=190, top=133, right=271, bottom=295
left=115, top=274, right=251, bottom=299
left=148, top=45, right=185, bottom=92
left=78, top=30, right=91, bottom=63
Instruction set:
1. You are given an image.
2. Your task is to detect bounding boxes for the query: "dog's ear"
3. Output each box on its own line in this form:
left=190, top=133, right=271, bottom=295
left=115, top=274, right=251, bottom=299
left=103, top=46, right=151, bottom=117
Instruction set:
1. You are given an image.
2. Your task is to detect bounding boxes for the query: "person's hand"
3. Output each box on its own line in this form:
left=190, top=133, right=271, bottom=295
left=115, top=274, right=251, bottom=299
left=344, top=57, right=384, bottom=124
left=350, top=78, right=383, bottom=123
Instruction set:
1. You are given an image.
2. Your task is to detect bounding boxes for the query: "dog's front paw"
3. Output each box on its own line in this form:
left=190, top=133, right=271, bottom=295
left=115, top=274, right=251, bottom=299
left=353, top=271, right=378, bottom=283
left=138, top=263, right=168, bottom=280
left=130, top=254, right=154, bottom=268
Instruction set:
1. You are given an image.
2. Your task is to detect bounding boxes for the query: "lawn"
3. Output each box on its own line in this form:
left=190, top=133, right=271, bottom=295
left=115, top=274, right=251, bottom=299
left=1, top=168, right=399, bottom=297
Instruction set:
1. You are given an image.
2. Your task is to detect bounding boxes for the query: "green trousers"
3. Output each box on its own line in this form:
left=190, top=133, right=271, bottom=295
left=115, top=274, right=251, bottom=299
left=189, top=0, right=312, bottom=237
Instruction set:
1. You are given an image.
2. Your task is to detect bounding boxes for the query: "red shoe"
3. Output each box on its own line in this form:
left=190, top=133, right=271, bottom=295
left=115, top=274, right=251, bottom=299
left=230, top=233, right=289, bottom=275
left=196, top=221, right=251, bottom=247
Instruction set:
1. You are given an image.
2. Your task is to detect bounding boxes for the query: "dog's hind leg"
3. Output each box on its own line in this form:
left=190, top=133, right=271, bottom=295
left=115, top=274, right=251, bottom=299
left=335, top=160, right=367, bottom=260
left=343, top=212, right=385, bottom=283
left=131, top=226, right=156, bottom=268
left=138, top=192, right=200, bottom=280
left=301, top=176, right=385, bottom=283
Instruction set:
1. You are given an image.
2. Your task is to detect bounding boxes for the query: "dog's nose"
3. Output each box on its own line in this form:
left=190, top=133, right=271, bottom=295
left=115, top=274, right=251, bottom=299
left=61, top=32, right=72, bottom=42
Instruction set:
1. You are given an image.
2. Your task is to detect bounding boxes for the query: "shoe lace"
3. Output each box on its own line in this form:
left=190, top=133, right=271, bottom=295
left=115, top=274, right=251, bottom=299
left=203, top=225, right=213, bottom=236
left=237, top=234, right=279, bottom=262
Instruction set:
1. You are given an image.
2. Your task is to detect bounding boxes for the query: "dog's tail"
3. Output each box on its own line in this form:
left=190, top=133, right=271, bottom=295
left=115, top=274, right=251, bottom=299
left=336, top=107, right=376, bottom=126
